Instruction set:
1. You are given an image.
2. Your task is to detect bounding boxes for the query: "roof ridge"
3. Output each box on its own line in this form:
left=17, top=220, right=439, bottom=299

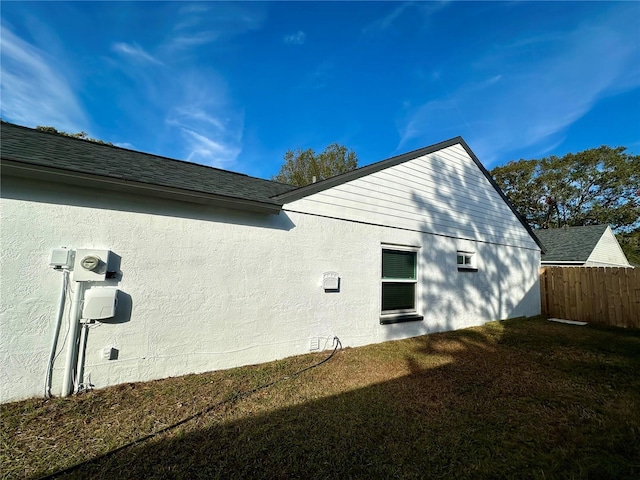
left=536, top=224, right=609, bottom=231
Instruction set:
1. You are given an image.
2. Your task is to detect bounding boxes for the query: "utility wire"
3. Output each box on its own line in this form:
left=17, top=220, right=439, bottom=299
left=38, top=337, right=342, bottom=480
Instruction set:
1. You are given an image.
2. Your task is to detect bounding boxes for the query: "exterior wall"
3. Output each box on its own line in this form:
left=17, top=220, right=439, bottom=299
left=1, top=173, right=540, bottom=403
left=586, top=227, right=631, bottom=267
left=284, top=144, right=538, bottom=250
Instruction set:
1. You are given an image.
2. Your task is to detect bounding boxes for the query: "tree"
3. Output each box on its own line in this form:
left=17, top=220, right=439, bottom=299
left=617, top=228, right=640, bottom=266
left=36, top=126, right=113, bottom=146
left=491, top=146, right=640, bottom=264
left=491, top=146, right=640, bottom=232
left=272, top=143, right=358, bottom=186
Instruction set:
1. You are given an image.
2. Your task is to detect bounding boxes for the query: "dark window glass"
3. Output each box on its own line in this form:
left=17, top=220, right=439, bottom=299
left=382, top=282, right=415, bottom=311
left=382, top=250, right=416, bottom=279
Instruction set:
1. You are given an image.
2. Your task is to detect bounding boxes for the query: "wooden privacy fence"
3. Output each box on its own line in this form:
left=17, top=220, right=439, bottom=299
left=540, top=267, right=640, bottom=329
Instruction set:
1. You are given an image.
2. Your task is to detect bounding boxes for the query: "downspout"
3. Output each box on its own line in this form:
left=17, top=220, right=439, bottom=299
left=61, top=281, right=84, bottom=397
left=44, top=269, right=69, bottom=398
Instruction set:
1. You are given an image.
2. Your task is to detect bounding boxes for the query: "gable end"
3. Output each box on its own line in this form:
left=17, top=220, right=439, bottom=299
left=274, top=138, right=544, bottom=252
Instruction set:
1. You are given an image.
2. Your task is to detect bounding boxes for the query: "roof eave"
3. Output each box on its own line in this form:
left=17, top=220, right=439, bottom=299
left=1, top=159, right=283, bottom=215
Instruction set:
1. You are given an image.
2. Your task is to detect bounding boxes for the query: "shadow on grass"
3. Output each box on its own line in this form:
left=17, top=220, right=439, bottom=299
left=42, top=320, right=640, bottom=480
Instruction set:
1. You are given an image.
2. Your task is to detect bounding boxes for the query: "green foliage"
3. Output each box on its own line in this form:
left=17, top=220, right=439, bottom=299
left=36, top=125, right=113, bottom=146
left=272, top=143, right=358, bottom=186
left=491, top=146, right=640, bottom=233
left=618, top=228, right=640, bottom=266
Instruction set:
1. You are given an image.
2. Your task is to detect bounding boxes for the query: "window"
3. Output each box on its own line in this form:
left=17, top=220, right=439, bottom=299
left=381, top=247, right=423, bottom=324
left=457, top=251, right=477, bottom=270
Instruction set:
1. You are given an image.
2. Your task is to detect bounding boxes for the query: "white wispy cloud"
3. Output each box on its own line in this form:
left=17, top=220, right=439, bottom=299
left=165, top=73, right=244, bottom=168
left=362, top=2, right=413, bottom=34
left=152, top=5, right=267, bottom=166
left=284, top=31, right=306, bottom=45
left=167, top=32, right=220, bottom=50
left=0, top=24, right=87, bottom=132
left=397, top=5, right=640, bottom=165
left=165, top=2, right=266, bottom=51
left=362, top=1, right=449, bottom=34
left=181, top=128, right=241, bottom=167
left=112, top=42, right=163, bottom=65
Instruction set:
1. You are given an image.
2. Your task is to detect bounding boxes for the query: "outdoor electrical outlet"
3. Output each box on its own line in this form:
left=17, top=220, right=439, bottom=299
left=102, top=347, right=117, bottom=360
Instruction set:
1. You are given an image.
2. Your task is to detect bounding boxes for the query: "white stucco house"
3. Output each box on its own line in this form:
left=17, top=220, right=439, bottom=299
left=0, top=121, right=543, bottom=403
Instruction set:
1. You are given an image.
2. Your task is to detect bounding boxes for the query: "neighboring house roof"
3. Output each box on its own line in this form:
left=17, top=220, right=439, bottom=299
left=536, top=225, right=631, bottom=267
left=0, top=121, right=295, bottom=213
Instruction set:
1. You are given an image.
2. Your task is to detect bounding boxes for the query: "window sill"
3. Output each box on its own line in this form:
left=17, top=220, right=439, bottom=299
left=380, top=314, right=424, bottom=325
left=457, top=267, right=478, bottom=272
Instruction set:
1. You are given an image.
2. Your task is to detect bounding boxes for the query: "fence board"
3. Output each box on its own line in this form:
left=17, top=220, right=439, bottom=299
left=540, top=267, right=640, bottom=329
left=540, top=267, right=548, bottom=314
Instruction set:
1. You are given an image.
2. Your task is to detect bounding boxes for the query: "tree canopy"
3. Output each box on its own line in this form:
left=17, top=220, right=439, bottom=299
left=272, top=143, right=358, bottom=186
left=491, top=146, right=640, bottom=264
left=491, top=146, right=639, bottom=232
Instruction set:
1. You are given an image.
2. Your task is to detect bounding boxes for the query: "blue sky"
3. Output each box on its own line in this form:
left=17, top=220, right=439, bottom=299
left=2, top=1, right=639, bottom=179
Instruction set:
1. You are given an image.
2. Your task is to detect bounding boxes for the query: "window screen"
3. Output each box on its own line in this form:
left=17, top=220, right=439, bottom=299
left=382, top=283, right=416, bottom=311
left=382, top=249, right=417, bottom=313
left=382, top=249, right=416, bottom=279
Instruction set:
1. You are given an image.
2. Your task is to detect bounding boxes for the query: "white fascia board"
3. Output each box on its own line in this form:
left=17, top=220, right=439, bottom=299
left=541, top=261, right=584, bottom=265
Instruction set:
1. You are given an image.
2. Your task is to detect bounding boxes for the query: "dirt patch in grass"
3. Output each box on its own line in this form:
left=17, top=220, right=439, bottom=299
left=2, top=317, right=639, bottom=479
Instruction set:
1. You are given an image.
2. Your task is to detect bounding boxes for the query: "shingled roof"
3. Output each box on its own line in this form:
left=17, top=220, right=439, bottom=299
left=535, top=225, right=609, bottom=262
left=0, top=122, right=296, bottom=213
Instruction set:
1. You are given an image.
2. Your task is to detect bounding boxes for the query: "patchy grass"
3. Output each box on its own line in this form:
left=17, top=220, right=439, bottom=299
left=2, top=317, right=640, bottom=480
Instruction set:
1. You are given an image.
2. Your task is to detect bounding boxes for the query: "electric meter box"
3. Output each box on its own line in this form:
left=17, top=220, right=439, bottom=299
left=83, top=287, right=119, bottom=320
left=73, top=249, right=111, bottom=281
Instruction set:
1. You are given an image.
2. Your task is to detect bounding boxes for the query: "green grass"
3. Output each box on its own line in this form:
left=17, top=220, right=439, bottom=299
left=2, top=317, right=640, bottom=479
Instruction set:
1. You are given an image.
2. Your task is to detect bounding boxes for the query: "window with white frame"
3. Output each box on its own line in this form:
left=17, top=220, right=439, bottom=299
left=457, top=250, right=477, bottom=270
left=381, top=247, right=422, bottom=323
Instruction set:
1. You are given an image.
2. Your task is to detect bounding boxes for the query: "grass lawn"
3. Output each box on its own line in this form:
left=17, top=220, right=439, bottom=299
left=2, top=317, right=639, bottom=479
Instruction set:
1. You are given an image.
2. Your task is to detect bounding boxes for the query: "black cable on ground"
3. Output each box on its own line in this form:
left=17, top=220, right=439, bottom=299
left=38, top=337, right=342, bottom=480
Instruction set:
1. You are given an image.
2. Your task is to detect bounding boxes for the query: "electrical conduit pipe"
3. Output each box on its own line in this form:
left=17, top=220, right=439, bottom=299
left=61, top=281, right=84, bottom=397
left=74, top=322, right=90, bottom=394
left=44, top=269, right=69, bottom=398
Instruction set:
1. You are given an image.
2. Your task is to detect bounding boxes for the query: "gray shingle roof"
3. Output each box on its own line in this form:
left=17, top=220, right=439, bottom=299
left=0, top=122, right=295, bottom=209
left=535, top=225, right=609, bottom=262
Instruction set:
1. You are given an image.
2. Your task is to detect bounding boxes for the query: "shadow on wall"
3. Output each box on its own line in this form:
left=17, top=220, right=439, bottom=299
left=32, top=321, right=639, bottom=479
left=1, top=176, right=296, bottom=231
left=388, top=155, right=539, bottom=338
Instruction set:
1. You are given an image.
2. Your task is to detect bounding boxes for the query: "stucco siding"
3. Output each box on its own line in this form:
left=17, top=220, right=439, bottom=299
left=1, top=175, right=540, bottom=403
left=284, top=144, right=538, bottom=250
left=586, top=227, right=631, bottom=267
